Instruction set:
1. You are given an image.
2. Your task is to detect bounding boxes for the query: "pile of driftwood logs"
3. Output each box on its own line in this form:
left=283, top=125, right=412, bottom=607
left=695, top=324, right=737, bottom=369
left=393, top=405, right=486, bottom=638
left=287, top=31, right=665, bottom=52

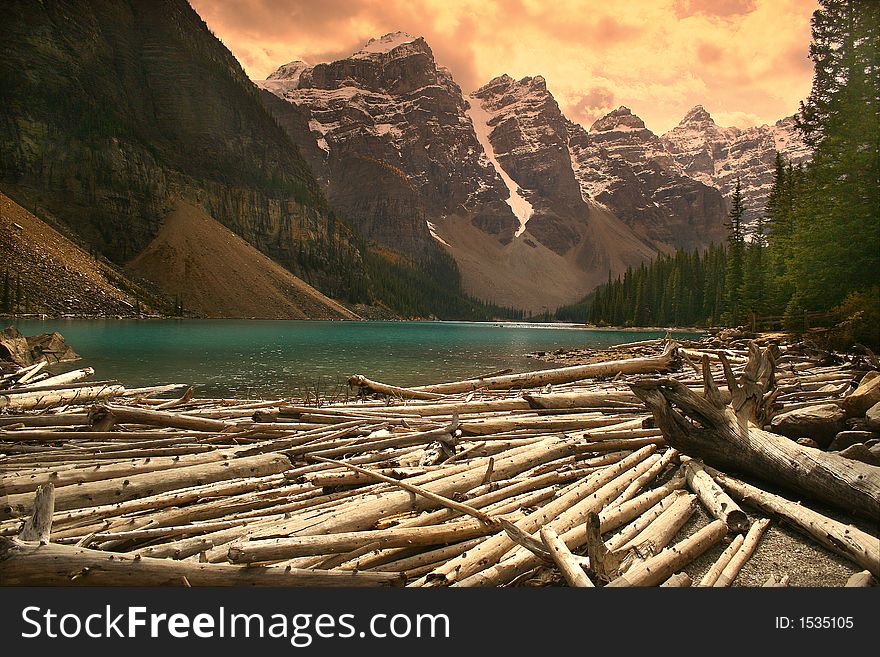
left=1, top=335, right=878, bottom=587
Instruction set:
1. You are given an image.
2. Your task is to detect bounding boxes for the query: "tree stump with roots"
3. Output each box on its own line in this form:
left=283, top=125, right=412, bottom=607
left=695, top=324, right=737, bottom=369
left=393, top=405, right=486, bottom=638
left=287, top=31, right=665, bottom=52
left=631, top=343, right=880, bottom=521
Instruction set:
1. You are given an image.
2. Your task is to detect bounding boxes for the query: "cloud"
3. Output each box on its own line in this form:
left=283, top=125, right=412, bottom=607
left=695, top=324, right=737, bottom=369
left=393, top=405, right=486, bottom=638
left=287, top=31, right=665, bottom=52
left=673, top=0, right=758, bottom=19
left=190, top=0, right=818, bottom=134
left=696, top=42, right=723, bottom=65
left=568, top=87, right=616, bottom=125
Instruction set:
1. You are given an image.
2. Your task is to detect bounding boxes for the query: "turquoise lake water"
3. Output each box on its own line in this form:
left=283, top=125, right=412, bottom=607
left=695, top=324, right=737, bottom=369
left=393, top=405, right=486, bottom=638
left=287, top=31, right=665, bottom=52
left=9, top=320, right=698, bottom=398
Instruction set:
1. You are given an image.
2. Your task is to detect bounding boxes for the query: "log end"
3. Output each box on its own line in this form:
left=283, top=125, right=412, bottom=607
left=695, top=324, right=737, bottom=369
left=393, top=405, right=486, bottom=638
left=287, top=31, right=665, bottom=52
left=726, top=510, right=750, bottom=534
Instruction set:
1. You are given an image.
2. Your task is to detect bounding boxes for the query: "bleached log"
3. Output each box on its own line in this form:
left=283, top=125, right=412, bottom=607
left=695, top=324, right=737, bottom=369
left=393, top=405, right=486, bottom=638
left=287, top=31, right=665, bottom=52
left=540, top=526, right=594, bottom=587
left=711, top=470, right=880, bottom=577
left=698, top=534, right=745, bottom=586
left=348, top=375, right=444, bottom=400
left=615, top=492, right=697, bottom=564
left=371, top=539, right=485, bottom=577
left=454, top=448, right=664, bottom=587
left=631, top=347, right=880, bottom=519
left=660, top=572, right=692, bottom=587
left=406, top=342, right=679, bottom=395
left=21, top=368, right=94, bottom=389
left=72, top=520, right=251, bottom=547
left=524, top=390, right=641, bottom=409
left=581, top=511, right=621, bottom=582
left=683, top=459, right=748, bottom=532
left=18, top=483, right=55, bottom=544
left=16, top=361, right=47, bottom=384
left=229, top=518, right=506, bottom=563
left=310, top=456, right=496, bottom=525
left=0, top=538, right=402, bottom=586
left=1, top=453, right=291, bottom=519
left=0, top=451, right=230, bottom=495
left=0, top=413, right=90, bottom=427
left=680, top=348, right=748, bottom=364
left=459, top=414, right=640, bottom=436
left=91, top=404, right=232, bottom=432
left=714, top=518, right=771, bottom=587
left=608, top=448, right=678, bottom=508
left=606, top=519, right=728, bottom=587
left=1, top=385, right=125, bottom=411
left=605, top=488, right=686, bottom=552
left=428, top=446, right=657, bottom=586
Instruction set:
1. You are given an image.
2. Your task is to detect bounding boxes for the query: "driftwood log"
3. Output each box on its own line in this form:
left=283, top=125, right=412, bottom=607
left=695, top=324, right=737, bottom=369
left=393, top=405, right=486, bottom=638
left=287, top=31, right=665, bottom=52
left=682, top=458, right=749, bottom=532
left=1, top=336, right=873, bottom=588
left=631, top=346, right=880, bottom=520
left=1, top=484, right=401, bottom=587
left=711, top=469, right=879, bottom=577
left=351, top=342, right=679, bottom=397
left=713, top=518, right=771, bottom=587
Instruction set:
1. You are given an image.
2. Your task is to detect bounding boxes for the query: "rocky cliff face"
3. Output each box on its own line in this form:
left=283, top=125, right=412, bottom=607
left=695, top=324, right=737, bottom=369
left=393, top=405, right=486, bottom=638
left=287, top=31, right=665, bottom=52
left=257, top=33, right=519, bottom=257
left=260, top=40, right=663, bottom=311
left=261, top=35, right=808, bottom=310
left=0, top=0, right=365, bottom=301
left=567, top=106, right=729, bottom=250
left=662, top=106, right=811, bottom=223
left=469, top=75, right=587, bottom=254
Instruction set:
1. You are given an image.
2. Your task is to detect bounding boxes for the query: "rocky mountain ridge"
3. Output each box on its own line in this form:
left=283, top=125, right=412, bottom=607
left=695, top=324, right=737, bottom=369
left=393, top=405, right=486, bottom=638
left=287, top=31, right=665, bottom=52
left=3, top=4, right=512, bottom=320
left=260, top=37, right=668, bottom=311
left=661, top=106, right=811, bottom=222
left=259, top=33, right=808, bottom=309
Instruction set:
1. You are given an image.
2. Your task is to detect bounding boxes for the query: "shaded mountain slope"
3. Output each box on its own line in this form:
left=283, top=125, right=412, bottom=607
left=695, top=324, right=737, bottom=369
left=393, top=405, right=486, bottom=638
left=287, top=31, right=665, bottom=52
left=0, top=0, right=364, bottom=301
left=0, top=191, right=164, bottom=316
left=128, top=200, right=359, bottom=319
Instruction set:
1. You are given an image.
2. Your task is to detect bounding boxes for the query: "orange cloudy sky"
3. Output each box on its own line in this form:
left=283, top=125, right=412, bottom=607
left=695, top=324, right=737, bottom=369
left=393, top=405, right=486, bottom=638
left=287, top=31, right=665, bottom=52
left=190, top=0, right=818, bottom=134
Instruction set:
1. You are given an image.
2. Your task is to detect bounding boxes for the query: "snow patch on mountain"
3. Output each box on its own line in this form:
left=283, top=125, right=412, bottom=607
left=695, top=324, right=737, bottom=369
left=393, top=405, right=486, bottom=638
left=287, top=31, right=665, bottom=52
left=661, top=105, right=812, bottom=223
left=267, top=60, right=310, bottom=83
left=466, top=98, right=534, bottom=236
left=425, top=220, right=450, bottom=246
left=355, top=31, right=418, bottom=56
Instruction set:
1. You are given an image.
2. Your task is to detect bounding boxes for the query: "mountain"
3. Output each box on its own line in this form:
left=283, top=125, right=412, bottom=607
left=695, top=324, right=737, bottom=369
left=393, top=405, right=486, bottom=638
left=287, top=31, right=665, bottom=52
left=258, top=36, right=677, bottom=311
left=258, top=33, right=519, bottom=257
left=129, top=200, right=360, bottom=319
left=463, top=75, right=658, bottom=308
left=566, top=106, right=729, bottom=249
left=0, top=192, right=165, bottom=316
left=1, top=3, right=811, bottom=316
left=0, top=0, right=377, bottom=315
left=260, top=34, right=810, bottom=310
left=662, top=106, right=811, bottom=223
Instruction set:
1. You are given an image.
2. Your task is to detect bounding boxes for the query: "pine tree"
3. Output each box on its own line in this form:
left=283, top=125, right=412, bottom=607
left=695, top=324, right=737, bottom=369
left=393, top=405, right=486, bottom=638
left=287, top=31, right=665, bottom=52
left=740, top=215, right=768, bottom=320
left=789, top=0, right=879, bottom=315
left=1, top=269, right=9, bottom=313
left=764, top=154, right=796, bottom=310
left=724, top=179, right=746, bottom=325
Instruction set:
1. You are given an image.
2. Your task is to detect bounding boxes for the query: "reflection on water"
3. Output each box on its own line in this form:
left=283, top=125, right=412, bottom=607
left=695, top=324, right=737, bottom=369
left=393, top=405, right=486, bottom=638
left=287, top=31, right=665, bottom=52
left=10, top=319, right=699, bottom=398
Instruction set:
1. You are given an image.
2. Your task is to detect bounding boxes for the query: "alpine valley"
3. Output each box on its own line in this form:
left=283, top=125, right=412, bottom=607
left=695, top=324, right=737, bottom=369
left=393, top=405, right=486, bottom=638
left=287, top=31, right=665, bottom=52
left=0, top=2, right=810, bottom=319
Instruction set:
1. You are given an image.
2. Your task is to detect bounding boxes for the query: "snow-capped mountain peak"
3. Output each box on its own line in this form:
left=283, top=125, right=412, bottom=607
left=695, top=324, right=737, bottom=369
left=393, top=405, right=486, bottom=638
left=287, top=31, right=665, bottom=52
left=662, top=107, right=811, bottom=223
left=353, top=31, right=420, bottom=57
left=266, top=60, right=310, bottom=83
left=257, top=31, right=810, bottom=310
left=680, top=104, right=714, bottom=125
left=590, top=106, right=647, bottom=133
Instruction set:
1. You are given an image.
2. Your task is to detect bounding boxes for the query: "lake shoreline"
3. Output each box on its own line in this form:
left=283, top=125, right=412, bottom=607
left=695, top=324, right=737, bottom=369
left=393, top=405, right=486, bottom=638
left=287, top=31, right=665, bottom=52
left=2, top=332, right=875, bottom=588
left=4, top=319, right=702, bottom=398
left=2, top=312, right=708, bottom=332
